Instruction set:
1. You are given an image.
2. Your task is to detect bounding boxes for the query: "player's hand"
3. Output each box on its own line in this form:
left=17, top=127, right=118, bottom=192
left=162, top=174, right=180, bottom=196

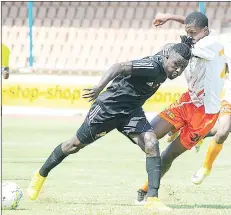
left=82, top=87, right=102, bottom=102
left=153, top=13, right=170, bottom=26
left=3, top=67, right=9, bottom=79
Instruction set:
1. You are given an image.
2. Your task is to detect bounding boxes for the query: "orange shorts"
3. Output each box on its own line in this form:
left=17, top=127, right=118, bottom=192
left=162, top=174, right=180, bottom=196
left=220, top=100, right=231, bottom=116
left=159, top=92, right=219, bottom=150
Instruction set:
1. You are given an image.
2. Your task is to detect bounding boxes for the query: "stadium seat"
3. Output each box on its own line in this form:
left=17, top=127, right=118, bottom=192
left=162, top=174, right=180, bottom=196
left=121, top=20, right=130, bottom=29
left=124, top=8, right=135, bottom=20
left=145, top=8, right=154, bottom=19
left=131, top=20, right=140, bottom=29
left=115, top=7, right=125, bottom=19
left=37, top=6, right=47, bottom=19
left=135, top=8, right=145, bottom=19
left=62, top=19, right=71, bottom=27
left=57, top=7, right=66, bottom=19
left=141, top=19, right=151, bottom=29
left=2, top=5, right=9, bottom=18
left=18, top=6, right=27, bottom=18
left=53, top=19, right=61, bottom=28
left=47, top=7, right=56, bottom=19
left=72, top=19, right=81, bottom=28
left=91, top=19, right=101, bottom=29
left=9, top=6, right=18, bottom=18
left=85, top=6, right=96, bottom=19
left=215, top=8, right=226, bottom=21
left=105, top=7, right=115, bottom=19
left=95, top=7, right=105, bottom=19
left=76, top=7, right=86, bottom=19
left=101, top=20, right=111, bottom=28
left=111, top=20, right=121, bottom=29
left=82, top=19, right=91, bottom=28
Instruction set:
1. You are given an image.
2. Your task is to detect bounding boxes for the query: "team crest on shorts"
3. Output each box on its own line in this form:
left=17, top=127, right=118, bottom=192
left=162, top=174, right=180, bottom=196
left=166, top=110, right=175, bottom=119
left=190, top=133, right=201, bottom=142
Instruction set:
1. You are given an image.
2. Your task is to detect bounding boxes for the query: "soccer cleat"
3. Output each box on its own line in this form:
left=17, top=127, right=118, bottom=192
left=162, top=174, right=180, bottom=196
left=27, top=170, right=46, bottom=200
left=166, top=131, right=179, bottom=143
left=191, top=167, right=211, bottom=185
left=135, top=189, right=147, bottom=205
left=144, top=197, right=172, bottom=212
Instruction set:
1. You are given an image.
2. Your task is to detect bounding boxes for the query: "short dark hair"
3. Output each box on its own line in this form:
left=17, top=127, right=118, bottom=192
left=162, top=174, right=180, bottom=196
left=185, top=12, right=208, bottom=28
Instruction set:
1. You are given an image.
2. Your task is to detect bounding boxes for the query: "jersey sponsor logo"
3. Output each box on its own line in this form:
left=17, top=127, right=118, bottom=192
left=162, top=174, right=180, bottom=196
left=190, top=133, right=201, bottom=142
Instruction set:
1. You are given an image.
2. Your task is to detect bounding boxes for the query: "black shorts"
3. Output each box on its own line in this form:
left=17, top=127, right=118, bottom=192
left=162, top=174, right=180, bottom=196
left=76, top=101, right=153, bottom=144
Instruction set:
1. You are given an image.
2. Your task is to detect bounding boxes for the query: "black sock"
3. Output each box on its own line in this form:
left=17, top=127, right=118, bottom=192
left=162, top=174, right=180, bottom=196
left=39, top=144, right=67, bottom=177
left=146, top=156, right=161, bottom=197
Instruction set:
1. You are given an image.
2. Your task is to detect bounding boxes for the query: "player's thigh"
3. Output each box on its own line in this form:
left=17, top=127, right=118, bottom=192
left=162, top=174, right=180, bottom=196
left=152, top=93, right=191, bottom=139
left=76, top=102, right=118, bottom=145
left=149, top=115, right=175, bottom=139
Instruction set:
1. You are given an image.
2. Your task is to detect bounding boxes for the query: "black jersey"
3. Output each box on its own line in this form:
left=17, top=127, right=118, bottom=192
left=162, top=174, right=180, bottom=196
left=96, top=54, right=167, bottom=115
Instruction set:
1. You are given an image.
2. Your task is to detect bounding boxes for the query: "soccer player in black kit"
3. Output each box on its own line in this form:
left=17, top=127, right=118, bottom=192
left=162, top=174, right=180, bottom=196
left=28, top=39, right=192, bottom=212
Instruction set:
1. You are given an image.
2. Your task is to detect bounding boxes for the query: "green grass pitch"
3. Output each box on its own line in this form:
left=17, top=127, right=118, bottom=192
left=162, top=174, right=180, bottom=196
left=2, top=115, right=231, bottom=215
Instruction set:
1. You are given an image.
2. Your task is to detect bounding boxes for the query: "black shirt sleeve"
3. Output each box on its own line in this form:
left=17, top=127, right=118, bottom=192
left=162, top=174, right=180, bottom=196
left=131, top=58, right=161, bottom=77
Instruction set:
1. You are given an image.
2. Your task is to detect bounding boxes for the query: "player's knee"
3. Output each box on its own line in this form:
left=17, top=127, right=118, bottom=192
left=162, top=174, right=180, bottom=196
left=215, top=128, right=230, bottom=144
left=145, top=142, right=155, bottom=155
left=62, top=136, right=84, bottom=154
left=144, top=133, right=159, bottom=156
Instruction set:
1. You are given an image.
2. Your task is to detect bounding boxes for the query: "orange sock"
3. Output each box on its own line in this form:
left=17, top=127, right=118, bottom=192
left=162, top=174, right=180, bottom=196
left=141, top=180, right=148, bottom=192
left=203, top=140, right=223, bottom=170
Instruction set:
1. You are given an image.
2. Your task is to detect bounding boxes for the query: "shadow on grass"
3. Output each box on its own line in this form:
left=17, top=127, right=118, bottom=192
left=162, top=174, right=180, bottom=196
left=169, top=204, right=231, bottom=209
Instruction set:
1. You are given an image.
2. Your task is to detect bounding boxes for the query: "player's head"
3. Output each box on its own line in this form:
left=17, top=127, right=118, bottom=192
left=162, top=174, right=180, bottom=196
left=185, top=12, right=209, bottom=44
left=163, top=42, right=191, bottom=80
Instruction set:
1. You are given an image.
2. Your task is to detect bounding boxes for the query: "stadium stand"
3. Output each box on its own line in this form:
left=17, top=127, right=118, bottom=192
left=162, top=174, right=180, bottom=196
left=2, top=1, right=231, bottom=74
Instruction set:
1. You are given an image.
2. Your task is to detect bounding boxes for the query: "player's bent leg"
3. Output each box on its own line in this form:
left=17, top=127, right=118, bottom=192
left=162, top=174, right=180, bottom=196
left=27, top=135, right=87, bottom=200
left=28, top=102, right=115, bottom=200
left=192, top=115, right=231, bottom=185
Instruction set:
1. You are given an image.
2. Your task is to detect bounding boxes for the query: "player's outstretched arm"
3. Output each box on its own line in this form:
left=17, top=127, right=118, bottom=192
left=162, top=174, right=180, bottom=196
left=153, top=12, right=185, bottom=26
left=82, top=62, right=133, bottom=102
